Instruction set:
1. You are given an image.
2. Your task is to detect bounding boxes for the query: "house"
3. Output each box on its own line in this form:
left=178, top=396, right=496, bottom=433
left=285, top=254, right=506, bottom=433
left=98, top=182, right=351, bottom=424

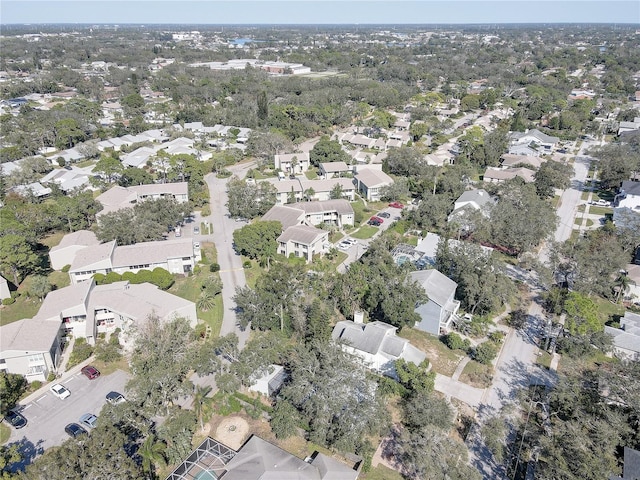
left=319, top=161, right=351, bottom=178
left=332, top=317, right=426, bottom=378
left=248, top=365, right=287, bottom=396
left=49, top=230, right=100, bottom=270
left=618, top=118, right=640, bottom=136
left=509, top=129, right=560, bottom=151
left=414, top=233, right=493, bottom=268
left=68, top=238, right=198, bottom=284
left=96, top=182, right=189, bottom=216
left=508, top=144, right=541, bottom=157
left=605, top=311, right=640, bottom=361
left=354, top=168, right=394, bottom=201
left=624, top=264, right=640, bottom=305
left=410, top=269, right=460, bottom=335
left=274, top=152, right=310, bottom=174
left=609, top=447, right=640, bottom=480
left=448, top=188, right=493, bottom=223
left=122, top=146, right=158, bottom=168
left=165, top=435, right=359, bottom=480
left=276, top=225, right=329, bottom=262
left=0, top=280, right=196, bottom=381
left=614, top=181, right=640, bottom=209
left=10, top=182, right=52, bottom=199
left=483, top=167, right=535, bottom=184
left=41, top=167, right=92, bottom=193
left=0, top=275, right=10, bottom=301
left=500, top=154, right=546, bottom=170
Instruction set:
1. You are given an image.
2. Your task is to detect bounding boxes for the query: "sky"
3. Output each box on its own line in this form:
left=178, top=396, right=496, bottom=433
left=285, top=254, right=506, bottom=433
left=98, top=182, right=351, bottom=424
left=1, top=0, right=639, bottom=25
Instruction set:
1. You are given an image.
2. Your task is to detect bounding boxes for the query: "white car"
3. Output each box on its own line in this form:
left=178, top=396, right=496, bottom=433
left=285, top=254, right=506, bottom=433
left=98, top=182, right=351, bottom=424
left=343, top=238, right=358, bottom=246
left=50, top=383, right=71, bottom=400
left=337, top=242, right=350, bottom=251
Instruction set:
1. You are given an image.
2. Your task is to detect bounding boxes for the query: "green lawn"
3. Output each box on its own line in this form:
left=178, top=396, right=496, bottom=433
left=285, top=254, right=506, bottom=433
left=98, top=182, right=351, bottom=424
left=536, top=351, right=553, bottom=369
left=351, top=226, right=379, bottom=239
left=0, top=295, right=41, bottom=326
left=581, top=191, right=590, bottom=201
left=49, top=271, right=70, bottom=289
left=592, top=296, right=625, bottom=325
left=0, top=423, right=10, bottom=445
left=398, top=328, right=465, bottom=376
left=304, top=170, right=318, bottom=180
left=362, top=465, right=404, bottom=480
left=167, top=242, right=223, bottom=337
left=588, top=206, right=612, bottom=216
left=459, top=360, right=493, bottom=388
left=40, top=231, right=65, bottom=249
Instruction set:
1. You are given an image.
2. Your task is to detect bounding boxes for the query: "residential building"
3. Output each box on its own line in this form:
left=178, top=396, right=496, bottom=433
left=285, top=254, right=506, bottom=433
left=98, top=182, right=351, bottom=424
left=262, top=204, right=306, bottom=229
left=68, top=238, right=198, bottom=284
left=261, top=178, right=304, bottom=204
left=508, top=144, right=541, bottom=157
left=614, top=181, right=640, bottom=209
left=410, top=269, right=461, bottom=335
left=500, top=154, right=546, bottom=169
left=299, top=178, right=356, bottom=202
left=332, top=318, right=426, bottom=378
left=41, top=167, right=92, bottom=193
left=96, top=182, right=189, bottom=216
left=605, top=311, right=640, bottom=361
left=319, top=161, right=351, bottom=178
left=448, top=188, right=494, bottom=223
left=290, top=199, right=355, bottom=228
left=276, top=225, right=329, bottom=262
left=509, top=128, right=560, bottom=151
left=248, top=365, right=287, bottom=396
left=624, top=264, right=640, bottom=306
left=49, top=230, right=100, bottom=270
left=609, top=447, right=640, bottom=480
left=483, top=166, right=535, bottom=184
left=274, top=152, right=310, bottom=174
left=0, top=280, right=196, bottom=381
left=10, top=182, right=52, bottom=199
left=0, top=275, right=10, bottom=300
left=165, top=435, right=359, bottom=480
left=354, top=168, right=394, bottom=201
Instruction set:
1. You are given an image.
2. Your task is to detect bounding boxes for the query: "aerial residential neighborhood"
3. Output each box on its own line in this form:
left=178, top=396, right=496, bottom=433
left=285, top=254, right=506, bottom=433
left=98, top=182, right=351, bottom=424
left=0, top=7, right=639, bottom=480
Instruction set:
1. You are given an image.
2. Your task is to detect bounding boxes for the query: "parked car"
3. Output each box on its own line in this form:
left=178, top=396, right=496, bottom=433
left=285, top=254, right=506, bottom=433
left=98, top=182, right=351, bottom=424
left=79, top=413, right=98, bottom=429
left=4, top=410, right=27, bottom=429
left=368, top=218, right=382, bottom=226
left=50, top=383, right=71, bottom=400
left=370, top=216, right=384, bottom=223
left=106, top=391, right=125, bottom=405
left=343, top=238, right=358, bottom=246
left=81, top=365, right=100, bottom=380
left=388, top=202, right=404, bottom=209
left=337, top=241, right=351, bottom=251
left=194, top=241, right=200, bottom=249
left=65, top=423, right=87, bottom=438
left=193, top=226, right=200, bottom=235
left=377, top=212, right=391, bottom=218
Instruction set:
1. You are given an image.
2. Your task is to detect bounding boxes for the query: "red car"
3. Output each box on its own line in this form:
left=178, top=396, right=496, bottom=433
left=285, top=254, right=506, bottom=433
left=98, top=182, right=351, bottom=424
left=388, top=202, right=404, bottom=209
left=81, top=365, right=100, bottom=380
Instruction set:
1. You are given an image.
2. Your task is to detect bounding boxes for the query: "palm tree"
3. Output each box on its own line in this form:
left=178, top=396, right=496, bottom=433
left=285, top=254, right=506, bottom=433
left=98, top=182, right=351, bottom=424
left=193, top=384, right=213, bottom=431
left=614, top=273, right=630, bottom=303
left=197, top=291, right=216, bottom=311
left=139, top=434, right=166, bottom=480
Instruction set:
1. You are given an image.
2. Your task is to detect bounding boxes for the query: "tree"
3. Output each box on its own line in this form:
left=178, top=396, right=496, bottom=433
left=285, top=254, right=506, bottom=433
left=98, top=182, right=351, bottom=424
left=226, top=177, right=277, bottom=219
left=139, top=434, right=167, bottom=480
left=329, top=183, right=344, bottom=200
left=281, top=342, right=388, bottom=452
left=395, top=359, right=435, bottom=394
left=127, top=315, right=196, bottom=415
left=403, top=390, right=453, bottom=431
left=28, top=275, right=51, bottom=300
left=246, top=131, right=293, bottom=169
left=0, top=372, right=28, bottom=416
left=563, top=291, right=601, bottom=336
left=232, top=221, right=281, bottom=267
left=473, top=341, right=498, bottom=365
left=157, top=407, right=198, bottom=466
left=192, top=385, right=213, bottom=431
left=269, top=399, right=300, bottom=439
left=93, top=155, right=124, bottom=184
left=257, top=90, right=269, bottom=124
left=119, top=166, right=154, bottom=187
left=409, top=121, right=428, bottom=142
left=534, top=160, right=573, bottom=197
left=384, top=146, right=429, bottom=177
left=309, top=136, right=350, bottom=167
left=0, top=234, right=40, bottom=285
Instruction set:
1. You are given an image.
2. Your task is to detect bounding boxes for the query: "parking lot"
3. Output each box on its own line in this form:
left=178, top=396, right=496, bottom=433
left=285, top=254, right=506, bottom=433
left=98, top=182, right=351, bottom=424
left=8, top=369, right=129, bottom=455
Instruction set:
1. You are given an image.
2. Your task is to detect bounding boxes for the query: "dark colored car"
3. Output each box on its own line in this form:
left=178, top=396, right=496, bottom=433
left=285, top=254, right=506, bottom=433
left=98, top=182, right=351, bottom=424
left=377, top=212, right=391, bottom=218
left=368, top=219, right=382, bottom=226
left=65, top=423, right=87, bottom=438
left=370, top=216, right=384, bottom=223
left=4, top=410, right=27, bottom=429
left=106, top=391, right=125, bottom=405
left=81, top=365, right=100, bottom=380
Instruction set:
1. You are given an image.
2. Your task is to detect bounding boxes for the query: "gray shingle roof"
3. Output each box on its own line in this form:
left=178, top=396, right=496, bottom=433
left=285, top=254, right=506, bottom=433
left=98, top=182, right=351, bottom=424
left=50, top=230, right=99, bottom=252
left=291, top=199, right=354, bottom=216
left=277, top=225, right=326, bottom=245
left=354, top=168, right=393, bottom=188
left=69, top=241, right=116, bottom=272
left=410, top=269, right=457, bottom=307
left=111, top=238, right=194, bottom=268
left=261, top=205, right=305, bottom=229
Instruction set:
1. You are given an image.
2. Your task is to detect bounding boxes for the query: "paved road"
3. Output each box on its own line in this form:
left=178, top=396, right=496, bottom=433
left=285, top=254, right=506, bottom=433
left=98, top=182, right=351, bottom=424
left=466, top=143, right=599, bottom=478
left=203, top=161, right=255, bottom=349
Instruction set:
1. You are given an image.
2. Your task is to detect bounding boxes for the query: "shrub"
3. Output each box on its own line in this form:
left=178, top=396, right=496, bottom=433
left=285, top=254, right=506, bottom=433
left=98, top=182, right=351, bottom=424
left=104, top=271, right=122, bottom=284
left=67, top=338, right=94, bottom=368
left=474, top=342, right=499, bottom=365
left=209, top=263, right=220, bottom=272
left=93, top=273, right=106, bottom=284
left=442, top=332, right=471, bottom=352
left=243, top=261, right=252, bottom=269
left=488, top=331, right=505, bottom=344
left=2, top=297, right=15, bottom=305
left=30, top=381, right=42, bottom=391
left=201, top=205, right=211, bottom=216
left=47, top=372, right=56, bottom=382
left=61, top=264, right=70, bottom=273
left=151, top=267, right=174, bottom=290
